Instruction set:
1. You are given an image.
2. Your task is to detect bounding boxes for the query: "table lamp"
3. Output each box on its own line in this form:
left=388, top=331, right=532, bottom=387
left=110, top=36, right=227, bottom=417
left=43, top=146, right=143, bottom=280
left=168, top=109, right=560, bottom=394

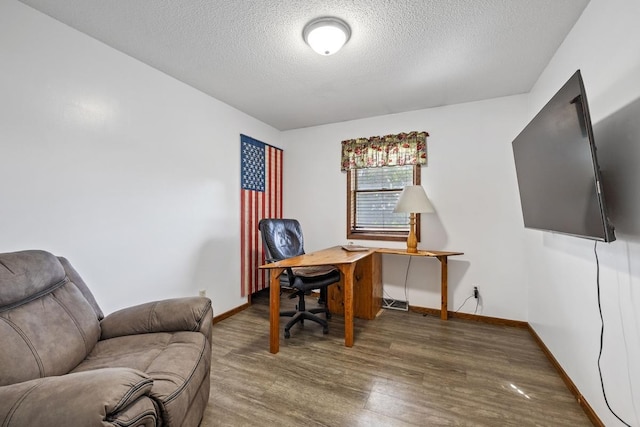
left=393, top=185, right=434, bottom=253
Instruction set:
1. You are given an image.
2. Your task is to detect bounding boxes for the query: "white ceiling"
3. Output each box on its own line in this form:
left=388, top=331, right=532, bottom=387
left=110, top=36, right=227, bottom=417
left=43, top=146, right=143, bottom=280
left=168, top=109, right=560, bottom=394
left=18, top=0, right=589, bottom=131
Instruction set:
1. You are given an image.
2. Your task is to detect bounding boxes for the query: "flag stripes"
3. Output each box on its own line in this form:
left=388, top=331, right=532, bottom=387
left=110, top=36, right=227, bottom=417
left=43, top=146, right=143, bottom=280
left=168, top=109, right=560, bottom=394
left=240, top=135, right=283, bottom=296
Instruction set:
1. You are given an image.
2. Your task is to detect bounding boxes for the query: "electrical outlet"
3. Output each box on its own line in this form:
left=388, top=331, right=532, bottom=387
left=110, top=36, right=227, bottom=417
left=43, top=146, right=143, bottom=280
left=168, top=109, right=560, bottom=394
left=473, top=286, right=479, bottom=299
left=198, top=289, right=206, bottom=297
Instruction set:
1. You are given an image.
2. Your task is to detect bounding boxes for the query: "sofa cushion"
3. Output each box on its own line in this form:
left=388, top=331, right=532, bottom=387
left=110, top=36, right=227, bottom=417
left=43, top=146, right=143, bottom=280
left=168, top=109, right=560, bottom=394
left=0, top=250, right=65, bottom=308
left=0, top=251, right=101, bottom=386
left=0, top=368, right=155, bottom=426
left=72, top=331, right=211, bottom=426
left=58, top=256, right=104, bottom=321
left=100, top=297, right=212, bottom=340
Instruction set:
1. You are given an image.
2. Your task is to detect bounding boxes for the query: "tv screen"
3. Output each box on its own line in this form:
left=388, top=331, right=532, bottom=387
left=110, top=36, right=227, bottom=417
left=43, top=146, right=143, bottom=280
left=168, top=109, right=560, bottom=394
left=512, top=70, right=615, bottom=242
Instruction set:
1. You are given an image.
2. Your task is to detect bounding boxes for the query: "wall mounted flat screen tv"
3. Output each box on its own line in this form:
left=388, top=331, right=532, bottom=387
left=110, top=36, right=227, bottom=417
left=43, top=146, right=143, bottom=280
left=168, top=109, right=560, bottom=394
left=512, top=70, right=615, bottom=242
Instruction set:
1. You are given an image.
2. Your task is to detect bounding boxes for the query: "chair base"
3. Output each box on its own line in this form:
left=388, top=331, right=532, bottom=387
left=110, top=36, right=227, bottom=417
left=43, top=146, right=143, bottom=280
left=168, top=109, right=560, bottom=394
left=283, top=310, right=329, bottom=339
left=280, top=296, right=331, bottom=339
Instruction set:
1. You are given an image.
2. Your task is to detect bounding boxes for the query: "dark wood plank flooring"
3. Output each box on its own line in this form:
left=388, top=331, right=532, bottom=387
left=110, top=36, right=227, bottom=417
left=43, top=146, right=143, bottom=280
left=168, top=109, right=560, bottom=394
left=202, top=290, right=591, bottom=426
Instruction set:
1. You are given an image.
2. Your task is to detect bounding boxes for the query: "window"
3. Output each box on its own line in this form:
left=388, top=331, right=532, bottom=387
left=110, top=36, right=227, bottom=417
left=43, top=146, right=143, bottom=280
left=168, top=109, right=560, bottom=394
left=347, top=165, right=421, bottom=241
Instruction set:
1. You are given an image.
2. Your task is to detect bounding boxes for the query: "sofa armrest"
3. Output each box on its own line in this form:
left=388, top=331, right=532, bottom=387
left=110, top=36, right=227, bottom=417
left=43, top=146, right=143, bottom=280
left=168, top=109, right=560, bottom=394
left=100, top=296, right=212, bottom=340
left=0, top=368, right=154, bottom=426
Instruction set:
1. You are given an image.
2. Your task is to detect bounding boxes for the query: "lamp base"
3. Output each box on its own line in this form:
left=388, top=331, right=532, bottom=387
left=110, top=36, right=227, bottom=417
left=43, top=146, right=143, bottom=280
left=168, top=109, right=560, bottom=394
left=406, top=213, right=418, bottom=253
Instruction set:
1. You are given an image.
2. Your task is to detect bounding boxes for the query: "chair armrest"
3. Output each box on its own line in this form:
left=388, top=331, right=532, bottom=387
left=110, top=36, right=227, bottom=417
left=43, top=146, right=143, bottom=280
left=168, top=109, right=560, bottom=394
left=0, top=368, right=153, bottom=426
left=100, top=297, right=212, bottom=340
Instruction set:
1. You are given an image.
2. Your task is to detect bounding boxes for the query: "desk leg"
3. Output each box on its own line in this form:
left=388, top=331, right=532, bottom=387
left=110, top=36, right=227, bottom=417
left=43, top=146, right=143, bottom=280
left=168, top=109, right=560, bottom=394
left=269, top=268, right=284, bottom=354
left=438, top=256, right=449, bottom=320
left=339, top=263, right=357, bottom=347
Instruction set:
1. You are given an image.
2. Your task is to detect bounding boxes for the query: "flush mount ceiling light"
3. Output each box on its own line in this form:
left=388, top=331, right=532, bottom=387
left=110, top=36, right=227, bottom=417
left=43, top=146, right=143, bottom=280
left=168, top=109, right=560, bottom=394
left=303, top=17, right=351, bottom=56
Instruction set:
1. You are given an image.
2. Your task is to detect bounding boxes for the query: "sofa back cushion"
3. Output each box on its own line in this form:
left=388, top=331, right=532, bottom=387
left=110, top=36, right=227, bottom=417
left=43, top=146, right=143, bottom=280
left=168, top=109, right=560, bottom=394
left=0, top=250, right=101, bottom=386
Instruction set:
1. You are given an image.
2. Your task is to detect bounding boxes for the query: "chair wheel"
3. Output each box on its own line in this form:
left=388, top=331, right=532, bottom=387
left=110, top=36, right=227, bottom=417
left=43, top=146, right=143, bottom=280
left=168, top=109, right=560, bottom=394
left=284, top=330, right=290, bottom=339
left=326, top=312, right=331, bottom=320
left=323, top=327, right=329, bottom=334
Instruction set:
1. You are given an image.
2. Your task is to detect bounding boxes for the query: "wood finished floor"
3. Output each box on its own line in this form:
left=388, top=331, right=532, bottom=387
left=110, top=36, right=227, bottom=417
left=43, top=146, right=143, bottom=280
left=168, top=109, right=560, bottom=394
left=201, top=290, right=591, bottom=426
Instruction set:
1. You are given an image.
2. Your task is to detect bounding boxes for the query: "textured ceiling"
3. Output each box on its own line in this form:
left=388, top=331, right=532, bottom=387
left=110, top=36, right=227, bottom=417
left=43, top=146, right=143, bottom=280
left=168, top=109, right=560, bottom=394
left=18, top=0, right=590, bottom=131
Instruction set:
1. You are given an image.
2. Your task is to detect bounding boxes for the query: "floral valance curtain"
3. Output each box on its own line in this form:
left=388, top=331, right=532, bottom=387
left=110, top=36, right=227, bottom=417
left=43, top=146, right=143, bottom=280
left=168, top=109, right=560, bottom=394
left=340, top=131, right=428, bottom=171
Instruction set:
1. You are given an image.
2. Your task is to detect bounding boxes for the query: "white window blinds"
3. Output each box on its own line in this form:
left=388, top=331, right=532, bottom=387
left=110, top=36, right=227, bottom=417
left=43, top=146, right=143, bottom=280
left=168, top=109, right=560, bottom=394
left=353, top=165, right=413, bottom=231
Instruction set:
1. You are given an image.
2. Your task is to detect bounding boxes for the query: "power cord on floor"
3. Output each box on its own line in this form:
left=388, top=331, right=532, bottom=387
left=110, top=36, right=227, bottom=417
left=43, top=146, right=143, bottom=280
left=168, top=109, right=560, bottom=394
left=403, top=255, right=411, bottom=304
left=383, top=255, right=412, bottom=311
left=454, top=292, right=479, bottom=314
left=455, top=295, right=473, bottom=313
left=594, top=241, right=632, bottom=427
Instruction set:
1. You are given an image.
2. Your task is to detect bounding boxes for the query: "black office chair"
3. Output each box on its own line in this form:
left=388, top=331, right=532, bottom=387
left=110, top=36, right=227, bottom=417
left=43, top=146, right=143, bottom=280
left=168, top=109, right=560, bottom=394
left=258, top=218, right=341, bottom=338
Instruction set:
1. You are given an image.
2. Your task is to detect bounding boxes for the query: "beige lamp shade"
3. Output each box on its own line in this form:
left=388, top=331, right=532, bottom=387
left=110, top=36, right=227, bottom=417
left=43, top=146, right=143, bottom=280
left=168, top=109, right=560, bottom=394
left=394, top=185, right=433, bottom=253
left=393, top=185, right=434, bottom=214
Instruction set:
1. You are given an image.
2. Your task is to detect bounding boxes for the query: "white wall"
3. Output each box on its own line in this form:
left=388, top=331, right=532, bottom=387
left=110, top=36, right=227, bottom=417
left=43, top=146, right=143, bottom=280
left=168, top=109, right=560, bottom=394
left=3, top=0, right=639, bottom=424
left=526, top=0, right=640, bottom=425
left=282, top=2, right=640, bottom=423
left=282, top=95, right=531, bottom=321
left=0, top=0, right=282, bottom=316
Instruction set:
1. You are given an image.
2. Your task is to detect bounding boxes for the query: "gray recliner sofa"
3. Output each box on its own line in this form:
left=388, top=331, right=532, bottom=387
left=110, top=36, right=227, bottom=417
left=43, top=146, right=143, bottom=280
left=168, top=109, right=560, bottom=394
left=0, top=250, right=212, bottom=427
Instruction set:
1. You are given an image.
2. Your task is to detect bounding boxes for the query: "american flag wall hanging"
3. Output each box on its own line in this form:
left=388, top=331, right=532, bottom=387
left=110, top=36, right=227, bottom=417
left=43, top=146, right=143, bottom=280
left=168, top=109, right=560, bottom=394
left=240, top=134, right=283, bottom=296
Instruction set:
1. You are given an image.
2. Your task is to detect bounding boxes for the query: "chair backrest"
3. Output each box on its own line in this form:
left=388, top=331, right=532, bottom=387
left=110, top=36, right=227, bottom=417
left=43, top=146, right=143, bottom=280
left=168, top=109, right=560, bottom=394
left=0, top=250, right=102, bottom=386
left=258, top=218, right=305, bottom=262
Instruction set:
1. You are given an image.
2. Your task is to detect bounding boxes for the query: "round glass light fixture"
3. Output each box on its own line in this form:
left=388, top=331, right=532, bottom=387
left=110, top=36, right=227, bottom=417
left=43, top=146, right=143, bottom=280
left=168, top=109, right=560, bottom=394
left=303, top=17, right=351, bottom=56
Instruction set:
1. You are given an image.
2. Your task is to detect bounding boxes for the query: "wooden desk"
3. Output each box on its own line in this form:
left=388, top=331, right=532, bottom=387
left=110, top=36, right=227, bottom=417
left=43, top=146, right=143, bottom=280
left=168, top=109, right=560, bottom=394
left=260, top=246, right=376, bottom=354
left=260, top=246, right=463, bottom=354
left=375, top=248, right=464, bottom=320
